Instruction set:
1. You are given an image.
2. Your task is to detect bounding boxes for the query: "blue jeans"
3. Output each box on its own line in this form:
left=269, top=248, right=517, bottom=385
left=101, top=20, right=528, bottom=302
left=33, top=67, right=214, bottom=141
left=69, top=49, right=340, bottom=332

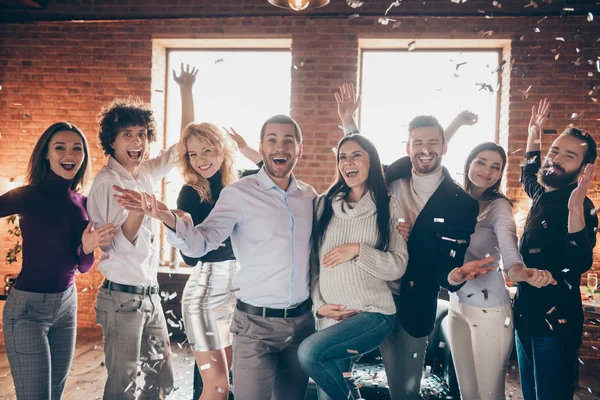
left=316, top=357, right=362, bottom=400
left=298, top=312, right=395, bottom=400
left=515, top=329, right=579, bottom=400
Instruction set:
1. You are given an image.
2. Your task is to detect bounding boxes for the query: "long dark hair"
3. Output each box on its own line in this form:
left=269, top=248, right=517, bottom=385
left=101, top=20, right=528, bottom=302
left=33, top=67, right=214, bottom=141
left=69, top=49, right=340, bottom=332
left=464, top=142, right=511, bottom=203
left=26, top=122, right=91, bottom=192
left=313, top=134, right=391, bottom=252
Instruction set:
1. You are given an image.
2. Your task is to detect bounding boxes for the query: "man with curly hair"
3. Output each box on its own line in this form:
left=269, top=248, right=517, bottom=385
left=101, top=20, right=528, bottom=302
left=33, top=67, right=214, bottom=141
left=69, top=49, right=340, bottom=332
left=87, top=65, right=197, bottom=399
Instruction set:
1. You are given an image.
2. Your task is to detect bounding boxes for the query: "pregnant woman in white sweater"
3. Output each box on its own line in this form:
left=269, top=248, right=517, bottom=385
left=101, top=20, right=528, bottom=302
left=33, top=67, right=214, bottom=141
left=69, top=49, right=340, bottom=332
left=297, top=134, right=408, bottom=399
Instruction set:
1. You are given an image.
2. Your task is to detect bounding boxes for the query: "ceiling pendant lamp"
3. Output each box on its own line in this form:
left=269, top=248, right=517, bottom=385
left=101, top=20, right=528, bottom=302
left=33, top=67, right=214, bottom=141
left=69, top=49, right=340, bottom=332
left=268, top=0, right=330, bottom=11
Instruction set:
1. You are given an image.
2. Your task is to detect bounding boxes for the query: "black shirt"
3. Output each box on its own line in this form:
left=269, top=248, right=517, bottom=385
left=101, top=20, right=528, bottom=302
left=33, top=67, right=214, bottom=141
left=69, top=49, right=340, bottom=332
left=516, top=151, right=597, bottom=338
left=176, top=171, right=235, bottom=265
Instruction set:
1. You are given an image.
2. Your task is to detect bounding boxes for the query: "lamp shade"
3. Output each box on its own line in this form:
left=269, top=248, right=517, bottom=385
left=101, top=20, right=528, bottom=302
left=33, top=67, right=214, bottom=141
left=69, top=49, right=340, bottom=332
left=268, top=0, right=330, bottom=11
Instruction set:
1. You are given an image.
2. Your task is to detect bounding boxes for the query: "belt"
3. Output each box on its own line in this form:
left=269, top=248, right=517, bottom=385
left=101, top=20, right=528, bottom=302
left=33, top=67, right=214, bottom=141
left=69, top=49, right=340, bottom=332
left=102, top=280, right=159, bottom=295
left=236, top=299, right=312, bottom=319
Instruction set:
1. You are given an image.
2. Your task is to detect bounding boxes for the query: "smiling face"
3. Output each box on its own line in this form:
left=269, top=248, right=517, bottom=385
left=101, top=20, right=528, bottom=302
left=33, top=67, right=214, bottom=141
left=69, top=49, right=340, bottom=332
left=538, top=134, right=587, bottom=189
left=46, top=130, right=85, bottom=180
left=407, top=126, right=447, bottom=175
left=185, top=135, right=224, bottom=179
left=468, top=150, right=504, bottom=191
left=110, top=125, right=148, bottom=173
left=259, top=123, right=303, bottom=180
left=338, top=139, right=370, bottom=190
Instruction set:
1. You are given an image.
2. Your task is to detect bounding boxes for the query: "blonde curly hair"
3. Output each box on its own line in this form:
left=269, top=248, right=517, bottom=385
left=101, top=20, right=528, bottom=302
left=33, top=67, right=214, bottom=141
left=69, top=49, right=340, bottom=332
left=175, top=122, right=237, bottom=203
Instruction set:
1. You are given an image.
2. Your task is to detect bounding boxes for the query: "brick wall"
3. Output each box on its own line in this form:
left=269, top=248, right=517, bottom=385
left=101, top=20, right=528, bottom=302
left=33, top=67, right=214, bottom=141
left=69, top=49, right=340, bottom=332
left=0, top=10, right=599, bottom=360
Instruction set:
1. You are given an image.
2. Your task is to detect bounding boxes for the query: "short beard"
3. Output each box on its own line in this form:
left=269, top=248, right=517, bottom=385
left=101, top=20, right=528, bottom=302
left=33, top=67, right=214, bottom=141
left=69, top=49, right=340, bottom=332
left=537, top=164, right=581, bottom=189
left=412, top=154, right=442, bottom=175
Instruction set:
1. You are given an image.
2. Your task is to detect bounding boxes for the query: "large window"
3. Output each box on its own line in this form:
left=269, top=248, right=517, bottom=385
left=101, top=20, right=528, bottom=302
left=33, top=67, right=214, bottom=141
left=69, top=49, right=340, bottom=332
left=360, top=49, right=501, bottom=181
left=163, top=49, right=292, bottom=209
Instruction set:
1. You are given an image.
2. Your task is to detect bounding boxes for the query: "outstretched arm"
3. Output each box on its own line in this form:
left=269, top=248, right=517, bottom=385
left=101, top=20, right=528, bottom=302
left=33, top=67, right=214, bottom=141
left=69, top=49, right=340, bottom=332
left=444, top=110, right=479, bottom=143
left=174, top=63, right=198, bottom=135
left=224, top=127, right=262, bottom=165
left=335, top=83, right=361, bottom=134
left=521, top=98, right=551, bottom=199
left=526, top=98, right=551, bottom=153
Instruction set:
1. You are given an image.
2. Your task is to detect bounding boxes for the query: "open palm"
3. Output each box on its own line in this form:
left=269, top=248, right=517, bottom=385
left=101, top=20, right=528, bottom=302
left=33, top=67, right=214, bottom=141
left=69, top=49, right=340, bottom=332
left=334, top=83, right=360, bottom=125
left=529, top=98, right=551, bottom=135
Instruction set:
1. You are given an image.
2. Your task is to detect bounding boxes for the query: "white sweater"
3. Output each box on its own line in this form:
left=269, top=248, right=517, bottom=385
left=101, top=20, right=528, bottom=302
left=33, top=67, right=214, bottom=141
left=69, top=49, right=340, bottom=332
left=312, top=192, right=409, bottom=330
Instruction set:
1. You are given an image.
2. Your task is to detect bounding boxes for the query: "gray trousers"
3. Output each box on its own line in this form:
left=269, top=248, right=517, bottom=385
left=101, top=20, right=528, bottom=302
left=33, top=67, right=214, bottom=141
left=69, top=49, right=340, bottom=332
left=3, top=285, right=77, bottom=400
left=230, top=308, right=315, bottom=400
left=95, top=287, right=174, bottom=400
left=380, top=297, right=428, bottom=400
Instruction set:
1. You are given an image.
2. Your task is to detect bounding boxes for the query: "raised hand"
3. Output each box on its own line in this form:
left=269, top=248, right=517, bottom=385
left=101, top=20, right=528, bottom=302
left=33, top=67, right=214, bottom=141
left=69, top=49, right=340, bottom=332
left=569, top=163, right=594, bottom=210
left=529, top=98, right=551, bottom=136
left=454, top=110, right=479, bottom=126
left=524, top=268, right=557, bottom=288
left=173, top=63, right=198, bottom=89
left=334, top=83, right=360, bottom=126
left=449, top=255, right=495, bottom=284
left=82, top=222, right=115, bottom=255
left=317, top=304, right=360, bottom=321
left=322, top=243, right=360, bottom=267
left=224, top=127, right=248, bottom=150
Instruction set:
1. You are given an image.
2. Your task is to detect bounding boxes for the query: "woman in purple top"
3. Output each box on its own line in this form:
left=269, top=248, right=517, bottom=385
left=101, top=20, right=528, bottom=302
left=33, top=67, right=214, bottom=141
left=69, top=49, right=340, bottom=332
left=0, top=122, right=114, bottom=400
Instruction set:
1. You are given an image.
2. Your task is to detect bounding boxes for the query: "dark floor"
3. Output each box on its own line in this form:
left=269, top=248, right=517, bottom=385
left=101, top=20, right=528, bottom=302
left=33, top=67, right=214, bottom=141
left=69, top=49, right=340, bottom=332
left=0, top=328, right=598, bottom=399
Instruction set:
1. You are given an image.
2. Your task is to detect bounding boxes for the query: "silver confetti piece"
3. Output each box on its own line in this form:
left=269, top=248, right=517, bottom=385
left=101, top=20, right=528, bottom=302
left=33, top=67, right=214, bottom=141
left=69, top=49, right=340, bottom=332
left=434, top=218, right=444, bottom=223
left=528, top=248, right=541, bottom=254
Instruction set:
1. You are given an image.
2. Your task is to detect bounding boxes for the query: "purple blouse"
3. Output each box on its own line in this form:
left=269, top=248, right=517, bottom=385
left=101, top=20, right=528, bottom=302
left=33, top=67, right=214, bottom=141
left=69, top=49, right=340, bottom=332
left=0, top=171, right=94, bottom=293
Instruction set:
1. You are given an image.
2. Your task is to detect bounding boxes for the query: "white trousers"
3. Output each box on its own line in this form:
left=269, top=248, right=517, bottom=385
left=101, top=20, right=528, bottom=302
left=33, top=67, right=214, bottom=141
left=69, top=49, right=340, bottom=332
left=447, top=298, right=514, bottom=400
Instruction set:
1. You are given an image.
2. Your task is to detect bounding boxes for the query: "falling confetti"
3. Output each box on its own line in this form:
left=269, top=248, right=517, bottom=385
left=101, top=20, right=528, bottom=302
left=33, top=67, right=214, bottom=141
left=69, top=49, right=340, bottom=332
left=438, top=342, right=446, bottom=348
left=449, top=249, right=456, bottom=258
left=523, top=0, right=538, bottom=8
left=398, top=218, right=406, bottom=223
left=200, top=363, right=211, bottom=370
left=348, top=13, right=360, bottom=19
left=546, top=306, right=556, bottom=314
left=588, top=12, right=594, bottom=22
left=385, top=0, right=402, bottom=15
left=476, top=83, right=494, bottom=93
left=347, top=349, right=359, bottom=354
left=562, top=268, right=570, bottom=273
left=529, top=248, right=541, bottom=254
left=545, top=318, right=554, bottom=330
left=564, top=279, right=573, bottom=290
left=167, top=292, right=177, bottom=300
left=541, top=220, right=547, bottom=229
left=214, top=58, right=224, bottom=64
left=346, top=0, right=364, bottom=7
left=343, top=371, right=353, bottom=378
left=377, top=17, right=396, bottom=25
left=492, top=1, right=501, bottom=7
left=534, top=28, right=541, bottom=33
left=408, top=41, right=417, bottom=52
left=434, top=218, right=444, bottom=223
left=504, top=317, right=511, bottom=327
